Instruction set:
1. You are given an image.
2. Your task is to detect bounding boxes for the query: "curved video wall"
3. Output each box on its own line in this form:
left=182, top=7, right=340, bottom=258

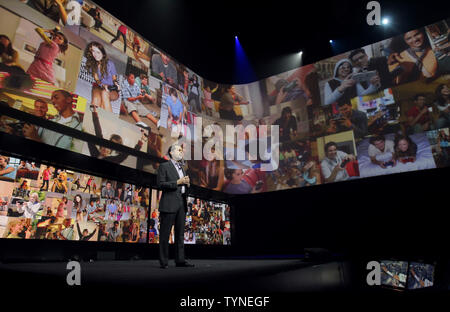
left=0, top=1, right=449, bottom=198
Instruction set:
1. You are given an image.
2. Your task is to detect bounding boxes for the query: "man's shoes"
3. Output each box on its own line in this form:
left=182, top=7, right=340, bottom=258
left=176, top=261, right=194, bottom=268
left=160, top=264, right=168, bottom=269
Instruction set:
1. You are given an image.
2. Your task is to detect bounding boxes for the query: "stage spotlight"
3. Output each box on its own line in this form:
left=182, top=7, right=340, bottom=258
left=234, top=35, right=256, bottom=83
left=382, top=18, right=390, bottom=25
left=329, top=40, right=333, bottom=44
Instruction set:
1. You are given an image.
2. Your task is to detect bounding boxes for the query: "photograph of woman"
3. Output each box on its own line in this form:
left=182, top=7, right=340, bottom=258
left=84, top=41, right=120, bottom=112
left=55, top=196, right=68, bottom=218
left=73, top=194, right=84, bottom=222
left=434, top=83, right=450, bottom=129
left=0, top=155, right=16, bottom=181
left=26, top=26, right=68, bottom=84
left=0, top=34, right=25, bottom=74
left=393, top=134, right=418, bottom=163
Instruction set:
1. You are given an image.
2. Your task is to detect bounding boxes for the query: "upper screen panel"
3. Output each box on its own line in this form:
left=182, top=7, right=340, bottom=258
left=1, top=1, right=449, bottom=194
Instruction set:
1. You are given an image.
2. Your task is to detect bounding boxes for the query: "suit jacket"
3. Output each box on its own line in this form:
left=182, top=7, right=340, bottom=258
left=156, top=161, right=188, bottom=213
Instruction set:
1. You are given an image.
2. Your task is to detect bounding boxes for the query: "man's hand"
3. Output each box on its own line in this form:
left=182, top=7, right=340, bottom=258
left=370, top=73, right=381, bottom=86
left=275, top=88, right=287, bottom=105
left=339, top=117, right=353, bottom=128
left=22, top=124, right=40, bottom=141
left=333, top=164, right=346, bottom=172
left=327, top=120, right=337, bottom=133
left=177, top=176, right=190, bottom=185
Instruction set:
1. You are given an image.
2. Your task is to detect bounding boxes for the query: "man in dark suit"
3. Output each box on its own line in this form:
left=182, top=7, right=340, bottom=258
left=156, top=144, right=194, bottom=269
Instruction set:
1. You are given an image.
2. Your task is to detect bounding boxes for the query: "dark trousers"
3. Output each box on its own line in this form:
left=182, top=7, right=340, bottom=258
left=159, top=207, right=186, bottom=266
left=40, top=179, right=49, bottom=191
left=110, top=30, right=127, bottom=52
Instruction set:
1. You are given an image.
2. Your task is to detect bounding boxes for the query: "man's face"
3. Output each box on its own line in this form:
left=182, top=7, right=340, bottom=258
left=51, top=91, right=71, bottom=113
left=83, top=230, right=88, bottom=236
left=415, top=96, right=426, bottom=108
left=161, top=53, right=170, bottom=65
left=326, top=145, right=338, bottom=159
left=106, top=183, right=111, bottom=190
left=34, top=100, right=48, bottom=118
left=170, top=145, right=184, bottom=161
left=373, top=140, right=385, bottom=152
left=127, top=74, right=135, bottom=85
left=351, top=52, right=369, bottom=69
left=404, top=30, right=424, bottom=49
left=338, top=104, right=352, bottom=118
left=141, top=77, right=148, bottom=86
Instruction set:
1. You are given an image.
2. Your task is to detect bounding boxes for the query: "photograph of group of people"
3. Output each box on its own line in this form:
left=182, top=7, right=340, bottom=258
left=0, top=154, right=149, bottom=243
left=186, top=197, right=231, bottom=245
left=380, top=260, right=434, bottom=290
left=1, top=1, right=449, bottom=194
left=148, top=189, right=231, bottom=245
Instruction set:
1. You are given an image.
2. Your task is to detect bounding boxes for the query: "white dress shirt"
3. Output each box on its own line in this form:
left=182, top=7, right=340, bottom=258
left=171, top=159, right=186, bottom=194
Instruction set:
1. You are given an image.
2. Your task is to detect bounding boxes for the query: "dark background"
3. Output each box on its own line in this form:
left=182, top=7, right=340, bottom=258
left=93, top=0, right=450, bottom=83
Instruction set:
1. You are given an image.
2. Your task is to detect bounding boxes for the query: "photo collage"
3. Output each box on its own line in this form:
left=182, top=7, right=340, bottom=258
left=149, top=189, right=231, bottom=245
left=0, top=2, right=449, bottom=194
left=0, top=155, right=149, bottom=243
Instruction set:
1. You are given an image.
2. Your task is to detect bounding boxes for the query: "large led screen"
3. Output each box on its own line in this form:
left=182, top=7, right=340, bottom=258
left=0, top=154, right=149, bottom=242
left=0, top=1, right=449, bottom=196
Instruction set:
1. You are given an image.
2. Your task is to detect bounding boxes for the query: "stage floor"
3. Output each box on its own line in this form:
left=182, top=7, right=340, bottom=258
left=0, top=259, right=351, bottom=294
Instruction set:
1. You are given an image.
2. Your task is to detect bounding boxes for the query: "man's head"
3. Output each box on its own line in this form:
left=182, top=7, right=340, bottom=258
left=83, top=229, right=89, bottom=236
left=168, top=144, right=184, bottom=161
left=404, top=29, right=425, bottom=49
left=349, top=48, right=369, bottom=69
left=160, top=53, right=170, bottom=65
left=169, top=87, right=177, bottom=100
left=29, top=192, right=39, bottom=203
left=413, top=94, right=427, bottom=108
left=337, top=102, right=353, bottom=118
left=281, top=106, right=292, bottom=120
left=114, top=221, right=119, bottom=228
left=369, top=135, right=386, bottom=152
left=127, top=73, right=135, bottom=85
left=106, top=181, right=112, bottom=189
left=275, top=79, right=289, bottom=92
left=324, top=141, right=338, bottom=159
left=34, top=99, right=48, bottom=118
left=51, top=90, right=73, bottom=114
